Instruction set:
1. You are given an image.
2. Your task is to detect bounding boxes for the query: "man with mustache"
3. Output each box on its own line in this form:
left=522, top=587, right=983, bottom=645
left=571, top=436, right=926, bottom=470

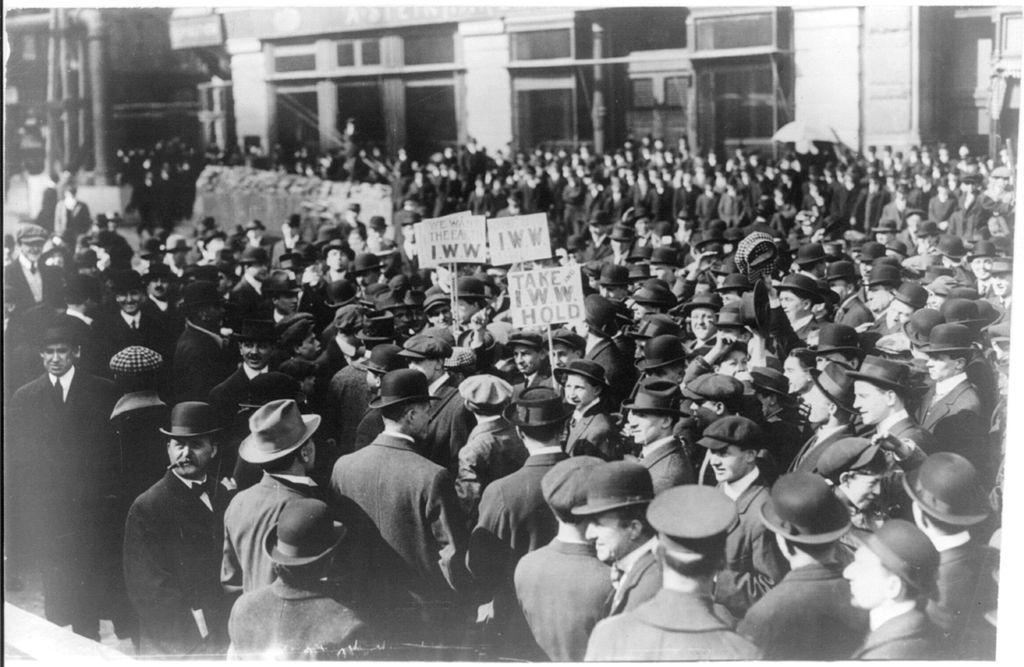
left=123, top=401, right=235, bottom=657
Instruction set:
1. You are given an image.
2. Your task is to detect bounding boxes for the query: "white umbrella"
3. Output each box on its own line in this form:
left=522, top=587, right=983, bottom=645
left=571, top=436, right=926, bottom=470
left=771, top=121, right=841, bottom=144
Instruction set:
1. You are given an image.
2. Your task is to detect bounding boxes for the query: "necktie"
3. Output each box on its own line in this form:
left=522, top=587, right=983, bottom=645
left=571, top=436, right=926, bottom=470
left=189, top=481, right=212, bottom=509
left=53, top=379, right=63, bottom=405
left=131, top=319, right=138, bottom=330
left=610, top=565, right=625, bottom=588
left=30, top=262, right=38, bottom=275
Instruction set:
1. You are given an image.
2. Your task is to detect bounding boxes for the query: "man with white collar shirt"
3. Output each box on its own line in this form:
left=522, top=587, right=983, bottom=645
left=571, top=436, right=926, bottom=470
left=790, top=362, right=859, bottom=473
left=851, top=355, right=935, bottom=454
left=622, top=379, right=696, bottom=492
left=556, top=359, right=621, bottom=460
left=508, top=329, right=552, bottom=393
left=228, top=247, right=271, bottom=327
left=573, top=461, right=661, bottom=616
left=93, top=269, right=173, bottom=375
left=5, top=223, right=62, bottom=318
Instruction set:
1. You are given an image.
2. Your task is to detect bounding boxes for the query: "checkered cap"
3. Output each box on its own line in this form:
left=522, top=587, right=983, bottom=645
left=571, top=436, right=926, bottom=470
left=109, top=345, right=164, bottom=375
left=445, top=346, right=476, bottom=371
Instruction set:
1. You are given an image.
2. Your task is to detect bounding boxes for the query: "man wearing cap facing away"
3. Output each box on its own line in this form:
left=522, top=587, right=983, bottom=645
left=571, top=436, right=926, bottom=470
left=455, top=375, right=527, bottom=524
left=903, top=452, right=996, bottom=659
left=828, top=260, right=875, bottom=329
left=622, top=379, right=696, bottom=493
left=124, top=401, right=235, bottom=657
left=330, top=369, right=472, bottom=642
left=844, top=519, right=942, bottom=659
left=697, top=416, right=787, bottom=618
left=585, top=486, right=762, bottom=661
left=514, top=456, right=611, bottom=661
left=222, top=399, right=328, bottom=596
left=738, top=472, right=868, bottom=659
left=7, top=318, right=128, bottom=640
left=573, top=461, right=661, bottom=617
left=468, top=387, right=571, bottom=658
left=556, top=359, right=622, bottom=460
left=228, top=498, right=375, bottom=659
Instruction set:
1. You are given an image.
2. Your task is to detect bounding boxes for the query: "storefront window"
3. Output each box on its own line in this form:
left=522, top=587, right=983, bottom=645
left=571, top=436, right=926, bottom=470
left=712, top=63, right=773, bottom=139
left=517, top=88, right=575, bottom=146
left=631, top=79, right=655, bottom=109
left=274, top=53, right=316, bottom=73
left=404, top=32, right=455, bottom=65
left=664, top=76, right=688, bottom=108
left=405, top=83, right=457, bottom=158
left=695, top=13, right=773, bottom=50
left=512, top=29, right=572, bottom=61
left=337, top=39, right=381, bottom=67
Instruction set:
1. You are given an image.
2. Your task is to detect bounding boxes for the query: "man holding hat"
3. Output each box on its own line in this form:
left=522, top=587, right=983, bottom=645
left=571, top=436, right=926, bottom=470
left=124, top=401, right=235, bottom=657
left=455, top=375, right=527, bottom=523
left=556, top=359, right=621, bottom=460
left=903, top=452, right=996, bottom=659
left=585, top=485, right=761, bottom=661
left=5, top=223, right=62, bottom=317
left=776, top=273, right=824, bottom=343
left=843, top=519, right=942, bottom=659
left=468, top=387, right=571, bottom=658
left=572, top=461, right=661, bottom=616
left=172, top=281, right=237, bottom=402
left=697, top=416, right=787, bottom=618
left=622, top=379, right=696, bottom=492
left=222, top=399, right=326, bottom=595
left=738, top=472, right=868, bottom=659
left=514, top=456, right=611, bottom=661
left=227, top=498, right=374, bottom=659
left=330, top=369, right=472, bottom=641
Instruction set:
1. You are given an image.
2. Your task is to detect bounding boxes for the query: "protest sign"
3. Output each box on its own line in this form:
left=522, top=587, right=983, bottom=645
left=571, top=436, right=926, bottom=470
left=486, top=213, right=552, bottom=265
left=507, top=265, right=585, bottom=328
left=416, top=212, right=487, bottom=268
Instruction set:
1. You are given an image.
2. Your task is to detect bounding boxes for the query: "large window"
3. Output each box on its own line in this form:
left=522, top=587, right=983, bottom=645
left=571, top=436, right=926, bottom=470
left=337, top=38, right=381, bottom=67
left=695, top=13, right=774, bottom=50
left=711, top=63, right=774, bottom=140
left=275, top=90, right=319, bottom=150
left=337, top=83, right=386, bottom=147
left=517, top=88, right=575, bottom=147
left=405, top=83, right=457, bottom=158
left=404, top=31, right=455, bottom=65
left=631, top=79, right=655, bottom=109
left=511, top=29, right=572, bottom=61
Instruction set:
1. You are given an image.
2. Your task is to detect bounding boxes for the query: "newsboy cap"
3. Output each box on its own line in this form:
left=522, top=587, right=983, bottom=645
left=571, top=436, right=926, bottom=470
left=459, top=375, right=514, bottom=412
left=698, top=415, right=763, bottom=451
left=542, top=456, right=604, bottom=521
left=109, top=345, right=164, bottom=375
left=399, top=333, right=453, bottom=360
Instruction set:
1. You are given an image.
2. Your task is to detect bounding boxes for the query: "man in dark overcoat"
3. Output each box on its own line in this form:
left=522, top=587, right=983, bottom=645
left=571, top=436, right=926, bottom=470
left=172, top=281, right=238, bottom=402
left=123, top=401, right=235, bottom=657
left=93, top=269, right=174, bottom=375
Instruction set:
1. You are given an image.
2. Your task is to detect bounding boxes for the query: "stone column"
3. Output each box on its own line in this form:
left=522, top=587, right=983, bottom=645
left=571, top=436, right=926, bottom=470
left=78, top=9, right=111, bottom=184
left=591, top=23, right=606, bottom=155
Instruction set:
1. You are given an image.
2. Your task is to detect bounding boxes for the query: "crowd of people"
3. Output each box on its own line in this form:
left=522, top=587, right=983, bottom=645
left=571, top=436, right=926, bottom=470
left=2, top=133, right=1014, bottom=660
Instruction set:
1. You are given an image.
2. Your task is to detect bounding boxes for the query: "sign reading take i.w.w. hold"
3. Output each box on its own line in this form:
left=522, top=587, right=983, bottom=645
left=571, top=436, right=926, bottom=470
left=486, top=213, right=552, bottom=266
left=416, top=212, right=487, bottom=268
left=507, top=265, right=585, bottom=328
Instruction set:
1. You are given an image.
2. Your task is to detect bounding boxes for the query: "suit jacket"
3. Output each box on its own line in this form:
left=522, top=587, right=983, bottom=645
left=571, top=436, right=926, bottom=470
left=834, top=293, right=875, bottom=329
left=738, top=561, right=868, bottom=660
left=111, top=391, right=170, bottom=503
left=228, top=579, right=372, bottom=660
left=329, top=434, right=471, bottom=615
left=714, top=475, right=788, bottom=618
left=3, top=259, right=63, bottom=317
left=566, top=402, right=622, bottom=460
left=227, top=280, right=269, bottom=328
left=885, top=415, right=937, bottom=454
left=583, top=236, right=613, bottom=263
left=326, top=364, right=370, bottom=457
left=585, top=589, right=762, bottom=661
left=585, top=338, right=638, bottom=410
left=54, top=199, right=92, bottom=246
left=790, top=424, right=855, bottom=474
left=172, top=323, right=238, bottom=403
left=514, top=539, right=614, bottom=661
left=423, top=379, right=476, bottom=474
left=455, top=417, right=528, bottom=523
left=222, top=472, right=324, bottom=595
left=609, top=547, right=662, bottom=616
left=124, top=471, right=234, bottom=657
left=851, top=608, right=940, bottom=660
left=917, top=379, right=988, bottom=471
left=928, top=542, right=997, bottom=659
left=641, top=437, right=696, bottom=493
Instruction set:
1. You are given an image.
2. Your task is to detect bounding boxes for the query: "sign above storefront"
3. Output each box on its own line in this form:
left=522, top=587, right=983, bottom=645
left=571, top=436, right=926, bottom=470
left=169, top=14, right=224, bottom=50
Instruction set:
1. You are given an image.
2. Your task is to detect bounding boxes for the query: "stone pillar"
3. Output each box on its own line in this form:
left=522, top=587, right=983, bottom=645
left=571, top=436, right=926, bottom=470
left=79, top=9, right=111, bottom=184
left=861, top=5, right=920, bottom=151
left=459, top=19, right=511, bottom=153
left=316, top=79, right=340, bottom=150
left=227, top=37, right=269, bottom=152
left=591, top=23, right=606, bottom=155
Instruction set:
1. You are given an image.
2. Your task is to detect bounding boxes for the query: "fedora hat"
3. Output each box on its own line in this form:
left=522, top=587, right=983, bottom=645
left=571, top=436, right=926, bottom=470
left=939, top=299, right=987, bottom=328
left=238, top=399, right=320, bottom=464
left=748, top=366, right=790, bottom=397
left=553, top=359, right=608, bottom=388
left=809, top=323, right=862, bottom=356
left=627, top=264, right=652, bottom=284
left=778, top=273, right=823, bottom=303
left=865, top=264, right=902, bottom=289
left=181, top=281, right=224, bottom=310
left=160, top=401, right=222, bottom=438
left=715, top=273, right=753, bottom=294
left=795, top=243, right=826, bottom=267
left=351, top=253, right=382, bottom=275
left=625, top=314, right=684, bottom=340
left=239, top=246, right=270, bottom=265
left=638, top=335, right=687, bottom=371
left=715, top=303, right=746, bottom=329
left=650, top=246, right=678, bottom=267
left=504, top=386, right=574, bottom=428
left=368, top=369, right=438, bottom=409
left=352, top=343, right=404, bottom=375
left=825, top=260, right=860, bottom=283
left=264, top=271, right=301, bottom=295
left=811, top=362, right=857, bottom=413
left=622, top=379, right=684, bottom=416
left=847, top=355, right=912, bottom=392
left=918, top=323, right=975, bottom=354
left=937, top=234, right=966, bottom=259
left=631, top=283, right=677, bottom=309
left=760, top=472, right=851, bottom=544
left=902, top=452, right=989, bottom=526
left=265, top=498, right=346, bottom=567
left=324, top=280, right=358, bottom=308
left=610, top=223, right=635, bottom=243
left=571, top=461, right=654, bottom=516
left=233, top=319, right=276, bottom=343
left=675, top=291, right=723, bottom=317
left=628, top=245, right=654, bottom=264
left=585, top=294, right=631, bottom=336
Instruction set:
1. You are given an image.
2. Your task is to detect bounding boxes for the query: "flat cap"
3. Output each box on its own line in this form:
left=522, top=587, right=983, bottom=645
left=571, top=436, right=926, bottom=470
left=814, top=437, right=885, bottom=481
left=277, top=313, right=316, bottom=348
left=16, top=223, right=49, bottom=244
left=508, top=329, right=545, bottom=350
left=542, top=456, right=604, bottom=519
left=749, top=366, right=789, bottom=396
left=399, top=333, right=453, bottom=360
left=109, top=345, right=164, bottom=375
left=648, top=485, right=737, bottom=549
left=683, top=373, right=744, bottom=402
left=332, top=304, right=364, bottom=335
left=444, top=346, right=477, bottom=372
left=459, top=374, right=513, bottom=411
left=550, top=328, right=586, bottom=352
left=698, top=415, right=763, bottom=451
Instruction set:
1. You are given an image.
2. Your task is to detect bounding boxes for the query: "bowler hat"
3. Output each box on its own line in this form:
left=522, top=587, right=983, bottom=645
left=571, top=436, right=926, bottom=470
left=918, top=220, right=941, bottom=237
left=903, top=308, right=944, bottom=346
left=553, top=359, right=608, bottom=387
left=459, top=375, right=514, bottom=412
left=399, top=333, right=453, bottom=360
left=698, top=415, right=762, bottom=451
left=626, top=314, right=684, bottom=340
left=778, top=273, right=824, bottom=303
left=859, top=241, right=887, bottom=262
left=632, top=283, right=677, bottom=309
left=368, top=369, right=438, bottom=409
left=627, top=264, right=652, bottom=283
left=610, top=223, right=635, bottom=243
left=571, top=461, right=654, bottom=516
left=760, top=472, right=851, bottom=544
left=694, top=228, right=725, bottom=252
left=918, top=323, right=975, bottom=354
left=639, top=335, right=687, bottom=371
left=937, top=234, right=966, bottom=259
left=648, top=486, right=737, bottom=556
left=885, top=240, right=909, bottom=257
left=588, top=210, right=612, bottom=227
left=650, top=247, right=678, bottom=267
left=676, top=291, right=723, bottom=317
left=324, top=280, right=358, bottom=308
left=872, top=219, right=899, bottom=234
left=239, top=247, right=270, bottom=265
left=863, top=519, right=940, bottom=596
left=180, top=281, right=223, bottom=310
left=865, top=263, right=902, bottom=289
left=543, top=456, right=604, bottom=519
left=716, top=273, right=753, bottom=294
left=811, top=362, right=856, bottom=413
left=110, top=269, right=144, bottom=294
left=264, top=272, right=301, bottom=295
left=814, top=437, right=886, bottom=481
left=825, top=260, right=860, bottom=283
left=110, top=345, right=164, bottom=375
left=901, top=452, right=989, bottom=526
left=847, top=355, right=912, bottom=392
left=892, top=281, right=929, bottom=310
left=504, top=386, right=573, bottom=428
left=749, top=366, right=790, bottom=397
left=809, top=323, right=862, bottom=356
left=585, top=294, right=630, bottom=336
left=599, top=264, right=630, bottom=287
left=239, top=399, right=320, bottom=464
left=622, top=379, right=684, bottom=416
left=265, top=498, right=346, bottom=567
left=795, top=243, right=826, bottom=267
left=160, top=401, right=221, bottom=438
left=352, top=343, right=403, bottom=375
left=940, top=298, right=986, bottom=328
left=351, top=253, right=382, bottom=275
left=234, top=319, right=276, bottom=343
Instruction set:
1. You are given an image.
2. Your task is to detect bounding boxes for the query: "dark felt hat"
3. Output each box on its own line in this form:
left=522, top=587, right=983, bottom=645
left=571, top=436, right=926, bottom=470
left=901, top=452, right=989, bottom=525
left=814, top=437, right=886, bottom=481
left=847, top=355, right=913, bottom=392
left=917, top=323, right=975, bottom=354
left=550, top=328, right=586, bottom=351
left=760, top=472, right=851, bottom=544
left=778, top=273, right=824, bottom=303
left=455, top=276, right=488, bottom=302
left=234, top=319, right=276, bottom=343
left=809, top=323, right=863, bottom=356
left=892, top=281, right=929, bottom=310
left=351, top=343, right=404, bottom=375
left=715, top=273, right=753, bottom=294
left=324, top=280, right=359, bottom=308
left=238, top=372, right=301, bottom=409
left=110, top=269, right=145, bottom=294
left=940, top=299, right=986, bottom=328
left=553, top=359, right=608, bottom=387
left=571, top=461, right=654, bottom=516
left=181, top=281, right=223, bottom=310
left=795, top=243, right=827, bottom=267
left=638, top=335, right=687, bottom=371
left=239, top=246, right=270, bottom=265
left=863, top=520, right=940, bottom=596
left=160, top=401, right=222, bottom=438
left=622, top=379, right=685, bottom=416
left=504, top=386, right=573, bottom=427
left=903, top=308, right=945, bottom=346
left=599, top=264, right=630, bottom=287
left=811, top=362, right=857, bottom=413
left=368, top=369, right=439, bottom=409
left=265, top=498, right=346, bottom=567
left=825, top=260, right=860, bottom=283
left=632, top=283, right=677, bottom=309
left=748, top=366, right=790, bottom=396
left=865, top=263, right=902, bottom=289
left=698, top=415, right=763, bottom=451
left=626, top=313, right=684, bottom=340
left=351, top=253, right=382, bottom=275
left=676, top=291, right=723, bottom=317
left=937, top=234, right=966, bottom=259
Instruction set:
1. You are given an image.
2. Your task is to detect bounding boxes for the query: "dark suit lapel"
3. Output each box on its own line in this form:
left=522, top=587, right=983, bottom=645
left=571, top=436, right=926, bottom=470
left=611, top=550, right=656, bottom=614
left=922, top=382, right=968, bottom=428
